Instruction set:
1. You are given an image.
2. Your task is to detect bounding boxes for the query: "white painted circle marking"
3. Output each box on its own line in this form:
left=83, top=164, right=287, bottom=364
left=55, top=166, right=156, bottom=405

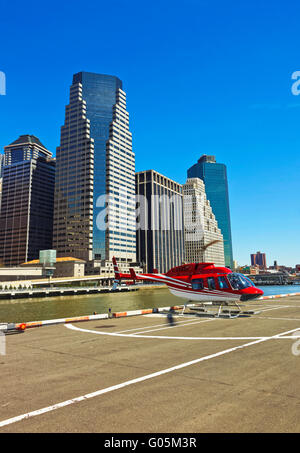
left=65, top=323, right=300, bottom=341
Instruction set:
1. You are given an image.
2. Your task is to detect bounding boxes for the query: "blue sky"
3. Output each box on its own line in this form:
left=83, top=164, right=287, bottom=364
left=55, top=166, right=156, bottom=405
left=0, top=0, right=299, bottom=266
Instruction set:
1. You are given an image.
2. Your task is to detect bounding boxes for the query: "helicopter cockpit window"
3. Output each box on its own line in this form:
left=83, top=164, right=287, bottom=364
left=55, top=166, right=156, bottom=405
left=227, top=274, right=240, bottom=290
left=218, top=276, right=229, bottom=289
left=243, top=275, right=255, bottom=287
left=227, top=273, right=254, bottom=290
left=192, top=278, right=204, bottom=290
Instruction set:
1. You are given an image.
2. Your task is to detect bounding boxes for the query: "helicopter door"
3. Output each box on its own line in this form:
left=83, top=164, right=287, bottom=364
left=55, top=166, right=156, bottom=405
left=207, top=277, right=216, bottom=290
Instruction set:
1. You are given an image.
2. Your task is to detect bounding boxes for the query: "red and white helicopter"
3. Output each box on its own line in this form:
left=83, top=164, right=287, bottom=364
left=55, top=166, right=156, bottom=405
left=112, top=247, right=264, bottom=317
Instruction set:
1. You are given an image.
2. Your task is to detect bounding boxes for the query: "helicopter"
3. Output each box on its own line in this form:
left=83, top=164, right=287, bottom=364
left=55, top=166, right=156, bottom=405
left=112, top=241, right=264, bottom=318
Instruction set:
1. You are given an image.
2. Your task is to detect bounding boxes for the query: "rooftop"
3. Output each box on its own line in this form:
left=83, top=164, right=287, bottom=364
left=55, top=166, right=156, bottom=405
left=21, top=257, right=86, bottom=265
left=198, top=155, right=216, bottom=164
left=6, top=135, right=48, bottom=150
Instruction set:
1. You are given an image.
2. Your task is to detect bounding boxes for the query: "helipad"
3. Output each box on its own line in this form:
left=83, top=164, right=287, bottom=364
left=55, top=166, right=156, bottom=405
left=1, top=296, right=300, bottom=433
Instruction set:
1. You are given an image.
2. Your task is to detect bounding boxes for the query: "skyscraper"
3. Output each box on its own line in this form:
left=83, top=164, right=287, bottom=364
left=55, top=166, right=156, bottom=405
left=0, top=154, right=4, bottom=175
left=0, top=153, right=5, bottom=212
left=136, top=170, right=184, bottom=273
left=3, top=135, right=52, bottom=165
left=183, top=178, right=225, bottom=266
left=187, top=155, right=233, bottom=268
left=0, top=135, right=55, bottom=266
left=53, top=72, right=136, bottom=264
left=251, top=251, right=266, bottom=269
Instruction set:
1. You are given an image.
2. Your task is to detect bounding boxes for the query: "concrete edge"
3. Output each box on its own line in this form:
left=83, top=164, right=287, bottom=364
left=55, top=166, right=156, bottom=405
left=13, top=305, right=185, bottom=330
left=259, top=292, right=300, bottom=300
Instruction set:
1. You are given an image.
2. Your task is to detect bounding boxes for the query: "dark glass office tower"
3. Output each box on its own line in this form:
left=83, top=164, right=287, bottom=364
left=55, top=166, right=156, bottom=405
left=0, top=154, right=4, bottom=212
left=53, top=72, right=136, bottom=263
left=0, top=154, right=4, bottom=176
left=0, top=135, right=55, bottom=266
left=136, top=170, right=184, bottom=273
left=4, top=134, right=52, bottom=165
left=187, top=155, right=233, bottom=268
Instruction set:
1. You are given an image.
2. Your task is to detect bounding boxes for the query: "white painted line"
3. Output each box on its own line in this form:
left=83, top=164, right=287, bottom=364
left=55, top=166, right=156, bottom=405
left=1, top=325, right=300, bottom=429
left=271, top=335, right=300, bottom=339
left=115, top=317, right=207, bottom=334
left=256, top=317, right=300, bottom=322
left=129, top=319, right=215, bottom=335
left=64, top=323, right=300, bottom=341
left=259, top=305, right=290, bottom=313
left=116, top=318, right=216, bottom=335
left=102, top=304, right=292, bottom=337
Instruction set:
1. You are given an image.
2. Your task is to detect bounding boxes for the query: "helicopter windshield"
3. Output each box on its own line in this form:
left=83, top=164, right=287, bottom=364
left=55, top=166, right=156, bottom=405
left=227, top=273, right=254, bottom=290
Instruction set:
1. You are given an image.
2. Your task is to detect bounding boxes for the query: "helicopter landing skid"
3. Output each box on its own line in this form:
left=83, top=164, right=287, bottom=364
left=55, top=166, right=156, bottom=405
left=215, top=301, right=241, bottom=318
left=184, top=301, right=259, bottom=319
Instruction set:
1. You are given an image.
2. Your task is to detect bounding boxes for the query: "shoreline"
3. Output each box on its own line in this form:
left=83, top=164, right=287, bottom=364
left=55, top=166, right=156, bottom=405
left=2, top=290, right=300, bottom=332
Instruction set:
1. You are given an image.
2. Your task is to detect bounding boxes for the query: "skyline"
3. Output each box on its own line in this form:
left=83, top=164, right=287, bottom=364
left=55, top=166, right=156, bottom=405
left=1, top=0, right=299, bottom=266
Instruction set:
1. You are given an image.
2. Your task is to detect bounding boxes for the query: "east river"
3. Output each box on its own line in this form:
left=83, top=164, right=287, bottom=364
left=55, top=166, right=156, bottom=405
left=0, top=285, right=299, bottom=324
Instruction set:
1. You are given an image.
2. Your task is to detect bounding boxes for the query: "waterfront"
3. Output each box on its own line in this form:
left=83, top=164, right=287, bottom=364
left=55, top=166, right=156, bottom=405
left=258, top=285, right=300, bottom=296
left=0, top=284, right=299, bottom=324
left=0, top=286, right=174, bottom=323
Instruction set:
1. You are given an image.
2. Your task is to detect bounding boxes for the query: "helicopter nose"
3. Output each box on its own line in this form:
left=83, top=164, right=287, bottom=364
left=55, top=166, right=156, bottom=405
left=240, top=287, right=264, bottom=301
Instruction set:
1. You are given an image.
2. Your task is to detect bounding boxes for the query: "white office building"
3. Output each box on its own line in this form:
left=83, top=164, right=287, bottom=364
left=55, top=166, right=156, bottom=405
left=183, top=178, right=225, bottom=266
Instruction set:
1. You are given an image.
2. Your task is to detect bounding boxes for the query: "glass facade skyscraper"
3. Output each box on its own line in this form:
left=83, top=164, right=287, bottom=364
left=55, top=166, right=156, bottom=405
left=187, top=155, right=233, bottom=268
left=4, top=135, right=52, bottom=165
left=136, top=170, right=184, bottom=273
left=53, top=72, right=136, bottom=263
left=0, top=135, right=55, bottom=265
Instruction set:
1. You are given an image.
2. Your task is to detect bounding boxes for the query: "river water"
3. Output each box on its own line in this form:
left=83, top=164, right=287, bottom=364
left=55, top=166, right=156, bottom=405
left=0, top=285, right=299, bottom=324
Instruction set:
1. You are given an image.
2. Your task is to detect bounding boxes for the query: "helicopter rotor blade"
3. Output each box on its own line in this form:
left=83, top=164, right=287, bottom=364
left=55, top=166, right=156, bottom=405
left=202, top=239, right=222, bottom=252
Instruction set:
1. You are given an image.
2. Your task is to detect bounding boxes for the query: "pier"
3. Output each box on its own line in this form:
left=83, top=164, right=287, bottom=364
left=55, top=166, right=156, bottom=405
left=249, top=274, right=299, bottom=286
left=0, top=285, right=138, bottom=299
